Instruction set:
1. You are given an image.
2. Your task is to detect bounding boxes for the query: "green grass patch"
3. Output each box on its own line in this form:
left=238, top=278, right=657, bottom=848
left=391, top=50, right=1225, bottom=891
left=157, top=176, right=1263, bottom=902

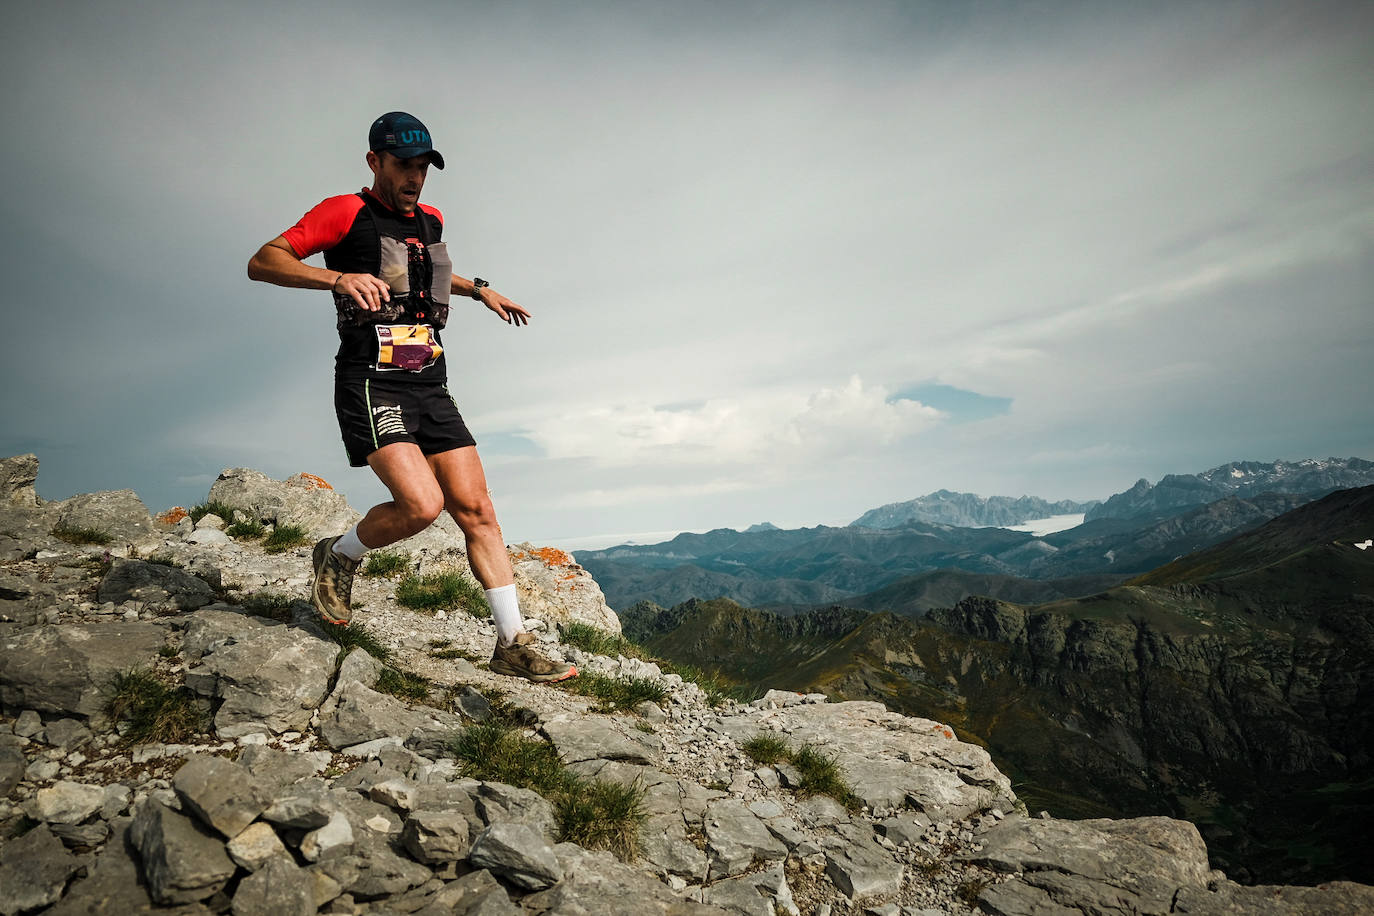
left=240, top=592, right=295, bottom=622
left=552, top=670, right=667, bottom=713
left=742, top=734, right=791, bottom=765
left=51, top=524, right=114, bottom=546
left=362, top=549, right=411, bottom=578
left=189, top=501, right=239, bottom=525
left=396, top=571, right=488, bottom=615
left=449, top=722, right=645, bottom=859
left=560, top=621, right=643, bottom=658
left=158, top=644, right=179, bottom=658
left=739, top=735, right=859, bottom=809
left=103, top=669, right=203, bottom=744
left=262, top=524, right=312, bottom=554
left=429, top=638, right=452, bottom=648
left=321, top=622, right=393, bottom=663
left=791, top=744, right=859, bottom=808
left=226, top=519, right=266, bottom=539
left=376, top=667, right=432, bottom=701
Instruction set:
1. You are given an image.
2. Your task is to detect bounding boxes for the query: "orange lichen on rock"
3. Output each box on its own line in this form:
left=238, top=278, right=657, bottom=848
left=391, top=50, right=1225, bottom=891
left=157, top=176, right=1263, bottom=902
left=295, top=473, right=333, bottom=490
left=518, top=546, right=575, bottom=567
left=156, top=507, right=189, bottom=525
left=932, top=724, right=955, bottom=740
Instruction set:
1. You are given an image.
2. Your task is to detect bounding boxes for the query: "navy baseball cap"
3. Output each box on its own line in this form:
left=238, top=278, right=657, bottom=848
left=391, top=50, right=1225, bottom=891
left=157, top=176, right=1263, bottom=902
left=369, top=111, right=445, bottom=169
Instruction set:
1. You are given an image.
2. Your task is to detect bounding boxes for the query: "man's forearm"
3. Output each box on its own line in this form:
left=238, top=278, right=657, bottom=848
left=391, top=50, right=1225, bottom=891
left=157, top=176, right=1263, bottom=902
left=247, top=240, right=340, bottom=291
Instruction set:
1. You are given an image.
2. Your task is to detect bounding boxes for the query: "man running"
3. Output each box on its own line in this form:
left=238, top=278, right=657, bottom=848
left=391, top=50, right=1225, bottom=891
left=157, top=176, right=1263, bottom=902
left=247, top=111, right=575, bottom=684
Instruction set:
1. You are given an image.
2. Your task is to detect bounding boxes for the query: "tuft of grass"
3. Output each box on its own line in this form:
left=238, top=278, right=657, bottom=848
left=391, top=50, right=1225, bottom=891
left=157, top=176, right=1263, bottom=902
left=262, top=524, right=312, bottom=554
left=560, top=622, right=641, bottom=658
left=376, top=667, right=431, bottom=701
left=453, top=721, right=568, bottom=795
left=321, top=622, right=393, bottom=663
left=396, top=571, right=488, bottom=615
left=742, top=734, right=791, bottom=765
left=226, top=519, right=266, bottom=539
left=51, top=524, right=114, bottom=546
left=791, top=744, right=859, bottom=808
left=553, top=670, right=668, bottom=714
left=362, top=549, right=411, bottom=578
left=449, top=722, right=645, bottom=859
left=557, top=777, right=645, bottom=860
left=429, top=638, right=452, bottom=648
left=103, top=668, right=203, bottom=744
left=189, top=501, right=239, bottom=525
left=240, top=592, right=295, bottom=622
left=158, top=644, right=179, bottom=658
left=957, top=877, right=991, bottom=905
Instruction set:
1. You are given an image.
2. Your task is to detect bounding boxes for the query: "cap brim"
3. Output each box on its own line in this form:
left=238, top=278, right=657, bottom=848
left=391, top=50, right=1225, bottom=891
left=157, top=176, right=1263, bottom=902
left=388, top=147, right=445, bottom=169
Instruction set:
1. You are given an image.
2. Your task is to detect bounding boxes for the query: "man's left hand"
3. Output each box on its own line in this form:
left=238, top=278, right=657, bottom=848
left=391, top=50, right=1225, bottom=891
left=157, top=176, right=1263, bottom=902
left=478, top=288, right=531, bottom=327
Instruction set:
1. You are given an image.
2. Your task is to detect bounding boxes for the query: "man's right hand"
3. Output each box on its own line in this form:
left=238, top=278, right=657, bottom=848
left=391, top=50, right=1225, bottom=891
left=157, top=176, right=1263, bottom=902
left=333, top=273, right=392, bottom=311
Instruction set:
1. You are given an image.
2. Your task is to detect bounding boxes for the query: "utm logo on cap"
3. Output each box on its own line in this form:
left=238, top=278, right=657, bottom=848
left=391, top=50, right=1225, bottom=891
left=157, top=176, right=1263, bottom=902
left=369, top=112, right=445, bottom=170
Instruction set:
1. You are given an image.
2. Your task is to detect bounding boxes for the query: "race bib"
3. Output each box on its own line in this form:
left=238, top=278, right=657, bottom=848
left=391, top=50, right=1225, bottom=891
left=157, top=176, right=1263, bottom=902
left=375, top=324, right=441, bottom=372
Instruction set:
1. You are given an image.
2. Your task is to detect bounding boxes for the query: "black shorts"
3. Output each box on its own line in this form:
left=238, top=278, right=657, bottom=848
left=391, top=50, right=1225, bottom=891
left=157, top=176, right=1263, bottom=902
left=334, top=379, right=477, bottom=467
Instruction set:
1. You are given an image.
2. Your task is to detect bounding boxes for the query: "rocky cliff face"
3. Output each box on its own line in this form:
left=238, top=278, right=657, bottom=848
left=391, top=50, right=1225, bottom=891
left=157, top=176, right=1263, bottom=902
left=0, top=455, right=1370, bottom=915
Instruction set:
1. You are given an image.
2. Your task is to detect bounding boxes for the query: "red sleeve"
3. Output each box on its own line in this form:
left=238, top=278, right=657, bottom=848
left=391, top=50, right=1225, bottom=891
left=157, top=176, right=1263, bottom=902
left=281, top=194, right=366, bottom=257
left=419, top=202, right=444, bottom=226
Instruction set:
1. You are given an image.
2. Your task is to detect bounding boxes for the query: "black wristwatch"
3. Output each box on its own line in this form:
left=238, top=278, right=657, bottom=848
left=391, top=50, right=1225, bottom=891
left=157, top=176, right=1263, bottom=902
left=470, top=278, right=489, bottom=300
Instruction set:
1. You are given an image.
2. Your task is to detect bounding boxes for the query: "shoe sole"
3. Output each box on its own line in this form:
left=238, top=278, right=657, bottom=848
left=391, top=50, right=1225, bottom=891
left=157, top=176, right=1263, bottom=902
left=489, top=660, right=578, bottom=683
left=310, top=537, right=351, bottom=627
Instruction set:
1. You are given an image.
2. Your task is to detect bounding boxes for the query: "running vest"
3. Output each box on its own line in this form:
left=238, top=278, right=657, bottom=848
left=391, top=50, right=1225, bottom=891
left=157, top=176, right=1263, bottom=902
left=321, top=192, right=454, bottom=381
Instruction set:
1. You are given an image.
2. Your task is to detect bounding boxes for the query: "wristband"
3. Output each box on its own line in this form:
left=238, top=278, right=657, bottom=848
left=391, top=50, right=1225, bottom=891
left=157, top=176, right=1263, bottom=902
left=331, top=272, right=343, bottom=292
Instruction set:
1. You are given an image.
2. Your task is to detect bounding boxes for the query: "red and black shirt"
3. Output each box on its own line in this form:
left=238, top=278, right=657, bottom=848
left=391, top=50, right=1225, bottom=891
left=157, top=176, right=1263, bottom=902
left=284, top=189, right=454, bottom=383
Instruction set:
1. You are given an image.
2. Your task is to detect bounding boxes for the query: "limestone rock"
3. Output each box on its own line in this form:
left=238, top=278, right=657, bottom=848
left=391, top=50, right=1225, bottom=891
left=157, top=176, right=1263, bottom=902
left=468, top=821, right=563, bottom=890
left=523, top=842, right=728, bottom=914
left=474, top=782, right=558, bottom=840
left=231, top=855, right=315, bottom=916
left=0, top=621, right=165, bottom=716
left=130, top=800, right=237, bottom=904
left=29, top=780, right=106, bottom=825
left=207, top=467, right=360, bottom=540
left=704, top=862, right=799, bottom=916
left=0, top=454, right=41, bottom=508
left=172, top=755, right=272, bottom=838
left=54, top=489, right=158, bottom=548
left=226, top=821, right=290, bottom=871
left=965, top=815, right=1213, bottom=915
left=97, top=559, right=215, bottom=611
left=337, top=647, right=383, bottom=689
left=510, top=542, right=623, bottom=634
left=403, top=809, right=472, bottom=863
left=704, top=798, right=788, bottom=878
left=0, top=824, right=83, bottom=915
left=184, top=621, right=337, bottom=737
left=542, top=715, right=660, bottom=764
left=824, top=823, right=904, bottom=901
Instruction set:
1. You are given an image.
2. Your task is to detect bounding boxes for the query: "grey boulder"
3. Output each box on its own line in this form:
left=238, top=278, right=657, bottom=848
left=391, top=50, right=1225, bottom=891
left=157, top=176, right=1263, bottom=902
left=129, top=800, right=237, bottom=905
left=0, top=621, right=165, bottom=716
left=98, top=559, right=215, bottom=611
left=172, top=755, right=272, bottom=839
left=468, top=821, right=563, bottom=891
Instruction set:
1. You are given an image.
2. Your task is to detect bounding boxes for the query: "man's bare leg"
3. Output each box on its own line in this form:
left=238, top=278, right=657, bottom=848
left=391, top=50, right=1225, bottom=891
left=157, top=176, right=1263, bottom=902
left=425, top=446, right=511, bottom=588
left=358, top=443, right=446, bottom=547
left=426, top=446, right=575, bottom=682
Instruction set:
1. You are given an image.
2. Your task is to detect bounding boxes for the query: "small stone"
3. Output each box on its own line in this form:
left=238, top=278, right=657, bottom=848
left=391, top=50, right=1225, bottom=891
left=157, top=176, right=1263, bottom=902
left=402, top=810, right=471, bottom=863
left=29, top=780, right=105, bottom=825
left=172, top=755, right=272, bottom=839
left=301, top=810, right=354, bottom=862
left=101, top=784, right=132, bottom=819
left=231, top=854, right=314, bottom=916
left=227, top=821, right=290, bottom=871
left=369, top=778, right=419, bottom=811
left=14, top=710, right=43, bottom=738
left=468, top=821, right=563, bottom=890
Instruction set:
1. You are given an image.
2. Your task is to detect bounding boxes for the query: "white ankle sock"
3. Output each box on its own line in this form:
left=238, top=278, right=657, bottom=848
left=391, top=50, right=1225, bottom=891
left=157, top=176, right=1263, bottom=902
left=333, top=524, right=370, bottom=562
left=485, top=584, right=522, bottom=646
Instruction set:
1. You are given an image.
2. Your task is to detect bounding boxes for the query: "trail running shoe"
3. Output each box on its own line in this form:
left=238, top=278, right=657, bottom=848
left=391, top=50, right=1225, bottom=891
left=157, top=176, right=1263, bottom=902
left=311, top=536, right=359, bottom=626
left=490, top=632, right=578, bottom=683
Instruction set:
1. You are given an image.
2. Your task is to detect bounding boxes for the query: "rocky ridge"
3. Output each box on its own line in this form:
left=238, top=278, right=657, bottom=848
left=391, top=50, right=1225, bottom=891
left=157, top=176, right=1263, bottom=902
left=1, top=455, right=1371, bottom=915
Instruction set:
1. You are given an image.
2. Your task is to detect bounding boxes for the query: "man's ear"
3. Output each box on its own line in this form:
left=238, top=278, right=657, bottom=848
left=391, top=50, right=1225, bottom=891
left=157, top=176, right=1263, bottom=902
left=366, top=150, right=380, bottom=174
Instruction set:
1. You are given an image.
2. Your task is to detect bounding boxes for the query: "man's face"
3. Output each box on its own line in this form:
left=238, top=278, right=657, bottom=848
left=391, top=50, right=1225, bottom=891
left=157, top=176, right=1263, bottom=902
left=367, top=150, right=431, bottom=213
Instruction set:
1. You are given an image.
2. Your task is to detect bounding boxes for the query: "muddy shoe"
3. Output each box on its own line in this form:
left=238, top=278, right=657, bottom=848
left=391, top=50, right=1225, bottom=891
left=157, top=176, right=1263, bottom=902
left=490, top=632, right=577, bottom=683
left=311, top=536, right=359, bottom=626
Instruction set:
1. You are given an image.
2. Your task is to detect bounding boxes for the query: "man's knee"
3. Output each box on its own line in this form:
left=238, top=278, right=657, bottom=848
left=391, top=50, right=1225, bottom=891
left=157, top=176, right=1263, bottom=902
left=449, top=492, right=498, bottom=530
left=400, top=489, right=445, bottom=532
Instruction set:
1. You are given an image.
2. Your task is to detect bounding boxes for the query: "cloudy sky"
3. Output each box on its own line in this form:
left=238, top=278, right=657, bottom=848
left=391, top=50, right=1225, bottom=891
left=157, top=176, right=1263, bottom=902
left=3, top=0, right=1371, bottom=545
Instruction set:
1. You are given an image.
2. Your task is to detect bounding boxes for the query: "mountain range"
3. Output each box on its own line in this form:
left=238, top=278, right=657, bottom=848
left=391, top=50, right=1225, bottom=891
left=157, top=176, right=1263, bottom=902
left=578, top=457, right=1374, bottom=613
left=622, top=484, right=1374, bottom=886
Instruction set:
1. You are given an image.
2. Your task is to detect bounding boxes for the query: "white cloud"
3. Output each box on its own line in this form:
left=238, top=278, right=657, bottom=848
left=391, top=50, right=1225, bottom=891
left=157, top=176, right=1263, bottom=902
left=525, top=376, right=944, bottom=469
